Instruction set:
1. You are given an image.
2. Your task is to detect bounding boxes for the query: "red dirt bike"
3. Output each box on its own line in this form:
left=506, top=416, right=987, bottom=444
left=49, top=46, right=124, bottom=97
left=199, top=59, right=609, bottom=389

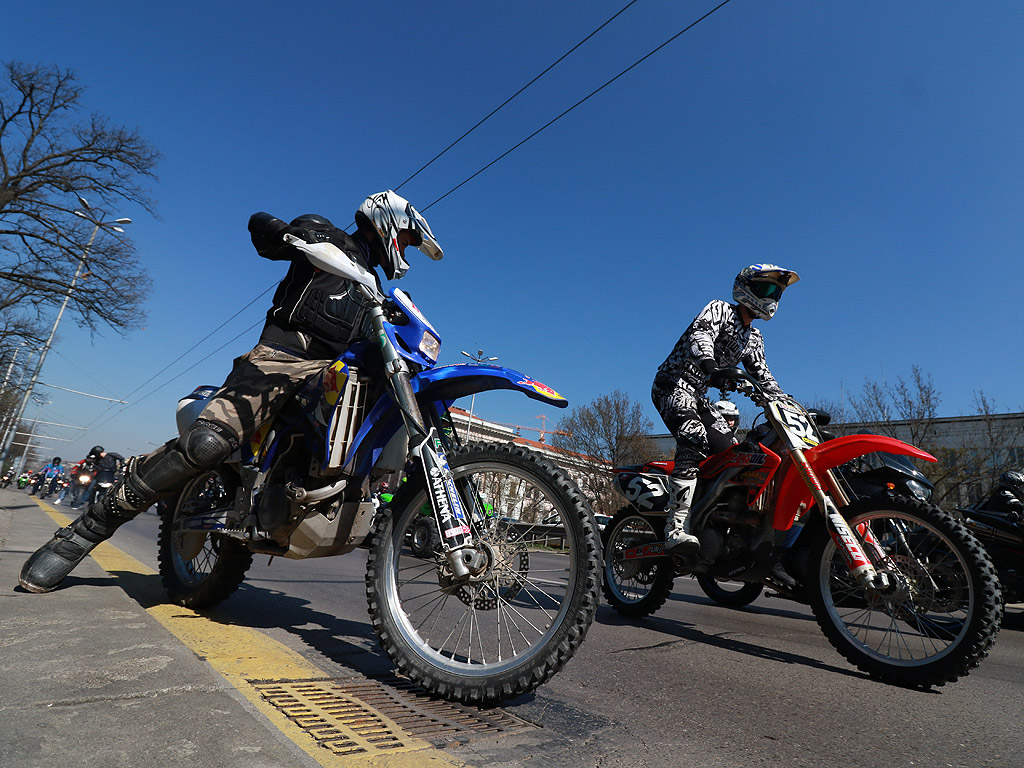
left=602, top=368, right=1002, bottom=687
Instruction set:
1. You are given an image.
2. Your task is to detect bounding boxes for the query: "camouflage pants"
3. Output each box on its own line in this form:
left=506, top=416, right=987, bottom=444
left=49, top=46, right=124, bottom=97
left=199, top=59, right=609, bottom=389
left=197, top=343, right=331, bottom=442
left=651, top=379, right=735, bottom=480
left=139, top=343, right=331, bottom=473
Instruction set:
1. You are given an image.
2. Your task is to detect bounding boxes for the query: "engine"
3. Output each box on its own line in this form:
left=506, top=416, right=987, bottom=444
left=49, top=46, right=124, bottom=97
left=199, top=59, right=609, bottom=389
left=698, top=487, right=761, bottom=562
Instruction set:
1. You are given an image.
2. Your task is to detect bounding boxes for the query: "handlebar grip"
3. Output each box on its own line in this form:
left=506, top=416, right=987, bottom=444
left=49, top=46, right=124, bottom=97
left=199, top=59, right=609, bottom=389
left=248, top=212, right=311, bottom=244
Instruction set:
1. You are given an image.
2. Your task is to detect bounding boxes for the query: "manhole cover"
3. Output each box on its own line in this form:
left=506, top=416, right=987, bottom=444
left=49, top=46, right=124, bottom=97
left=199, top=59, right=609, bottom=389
left=252, top=674, right=536, bottom=756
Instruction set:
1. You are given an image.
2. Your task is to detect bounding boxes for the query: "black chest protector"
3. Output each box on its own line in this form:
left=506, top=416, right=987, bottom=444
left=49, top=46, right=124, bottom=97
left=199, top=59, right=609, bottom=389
left=255, top=215, right=382, bottom=357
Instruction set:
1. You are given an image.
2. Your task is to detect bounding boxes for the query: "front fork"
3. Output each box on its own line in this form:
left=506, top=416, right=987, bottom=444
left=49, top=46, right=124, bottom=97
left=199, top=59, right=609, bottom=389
left=790, top=447, right=890, bottom=591
left=371, top=307, right=484, bottom=581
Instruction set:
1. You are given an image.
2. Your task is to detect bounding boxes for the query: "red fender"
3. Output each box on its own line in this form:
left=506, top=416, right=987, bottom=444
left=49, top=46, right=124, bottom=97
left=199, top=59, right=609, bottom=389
left=772, top=434, right=936, bottom=531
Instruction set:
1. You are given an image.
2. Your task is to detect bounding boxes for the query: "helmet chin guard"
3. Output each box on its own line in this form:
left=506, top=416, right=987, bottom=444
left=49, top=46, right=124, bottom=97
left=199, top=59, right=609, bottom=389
left=355, top=190, right=442, bottom=280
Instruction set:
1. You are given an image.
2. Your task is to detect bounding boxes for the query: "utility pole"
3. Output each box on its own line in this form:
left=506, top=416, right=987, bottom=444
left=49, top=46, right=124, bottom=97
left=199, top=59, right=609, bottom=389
left=0, top=196, right=130, bottom=467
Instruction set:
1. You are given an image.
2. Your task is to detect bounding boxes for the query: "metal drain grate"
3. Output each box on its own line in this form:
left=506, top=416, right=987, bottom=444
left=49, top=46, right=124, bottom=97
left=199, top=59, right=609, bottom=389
left=332, top=674, right=536, bottom=744
left=252, top=674, right=536, bottom=756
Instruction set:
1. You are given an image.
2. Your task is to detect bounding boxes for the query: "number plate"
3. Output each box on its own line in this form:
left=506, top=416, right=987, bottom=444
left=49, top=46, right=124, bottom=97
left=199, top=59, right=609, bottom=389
left=771, top=401, right=820, bottom=447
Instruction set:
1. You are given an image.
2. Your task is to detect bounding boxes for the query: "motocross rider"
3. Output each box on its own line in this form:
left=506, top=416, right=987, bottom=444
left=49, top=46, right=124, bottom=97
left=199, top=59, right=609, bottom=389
left=652, top=264, right=799, bottom=556
left=20, top=191, right=442, bottom=593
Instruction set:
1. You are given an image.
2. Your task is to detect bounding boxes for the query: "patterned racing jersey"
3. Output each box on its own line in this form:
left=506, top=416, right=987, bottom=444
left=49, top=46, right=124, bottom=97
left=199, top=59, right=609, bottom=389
left=654, top=299, right=784, bottom=396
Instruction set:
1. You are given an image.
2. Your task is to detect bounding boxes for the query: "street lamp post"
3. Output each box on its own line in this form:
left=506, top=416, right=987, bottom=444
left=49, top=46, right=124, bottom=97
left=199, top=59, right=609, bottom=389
left=0, top=196, right=130, bottom=467
left=460, top=348, right=498, bottom=444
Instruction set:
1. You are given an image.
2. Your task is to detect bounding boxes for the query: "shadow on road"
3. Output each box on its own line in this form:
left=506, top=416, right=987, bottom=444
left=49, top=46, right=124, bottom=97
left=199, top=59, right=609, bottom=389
left=596, top=603, right=888, bottom=685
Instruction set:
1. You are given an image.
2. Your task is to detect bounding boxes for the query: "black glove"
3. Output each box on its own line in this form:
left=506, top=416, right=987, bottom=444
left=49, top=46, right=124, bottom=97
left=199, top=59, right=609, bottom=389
left=699, top=359, right=731, bottom=389
left=248, top=212, right=312, bottom=244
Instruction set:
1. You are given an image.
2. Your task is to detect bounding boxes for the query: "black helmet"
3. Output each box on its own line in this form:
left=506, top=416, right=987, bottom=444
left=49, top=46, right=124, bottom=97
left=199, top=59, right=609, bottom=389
left=997, top=470, right=1024, bottom=500
left=52, top=457, right=61, bottom=464
left=89, top=445, right=104, bottom=457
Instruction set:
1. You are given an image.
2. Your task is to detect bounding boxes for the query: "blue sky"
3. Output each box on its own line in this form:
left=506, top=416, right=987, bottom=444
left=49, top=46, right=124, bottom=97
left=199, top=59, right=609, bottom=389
left=3, top=0, right=1023, bottom=463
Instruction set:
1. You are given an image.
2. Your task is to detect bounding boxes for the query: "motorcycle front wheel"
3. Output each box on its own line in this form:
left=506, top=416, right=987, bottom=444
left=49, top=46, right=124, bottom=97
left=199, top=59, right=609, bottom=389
left=366, top=443, right=601, bottom=705
left=602, top=507, right=675, bottom=617
left=807, top=495, right=1002, bottom=687
left=157, top=467, right=253, bottom=609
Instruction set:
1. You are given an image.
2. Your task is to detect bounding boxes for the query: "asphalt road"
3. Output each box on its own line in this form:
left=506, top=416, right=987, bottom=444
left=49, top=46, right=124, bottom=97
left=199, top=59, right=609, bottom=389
left=105, top=511, right=1023, bottom=768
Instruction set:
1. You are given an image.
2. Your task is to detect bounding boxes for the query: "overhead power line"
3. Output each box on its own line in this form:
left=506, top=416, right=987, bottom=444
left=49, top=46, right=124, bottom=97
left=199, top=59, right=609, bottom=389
left=394, top=0, right=641, bottom=194
left=76, top=281, right=277, bottom=435
left=60, top=1, right=733, bottom=446
left=423, top=0, right=735, bottom=211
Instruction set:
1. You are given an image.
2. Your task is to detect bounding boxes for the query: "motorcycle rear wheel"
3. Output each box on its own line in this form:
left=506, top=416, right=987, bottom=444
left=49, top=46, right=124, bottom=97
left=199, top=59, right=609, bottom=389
left=807, top=495, right=1002, bottom=687
left=366, top=443, right=601, bottom=705
left=157, top=468, right=253, bottom=609
left=696, top=575, right=764, bottom=608
left=602, top=507, right=675, bottom=617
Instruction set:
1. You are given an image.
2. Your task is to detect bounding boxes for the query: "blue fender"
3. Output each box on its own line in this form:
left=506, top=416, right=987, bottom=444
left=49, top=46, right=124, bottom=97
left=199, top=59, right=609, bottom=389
left=341, top=364, right=567, bottom=478
left=411, top=364, right=569, bottom=409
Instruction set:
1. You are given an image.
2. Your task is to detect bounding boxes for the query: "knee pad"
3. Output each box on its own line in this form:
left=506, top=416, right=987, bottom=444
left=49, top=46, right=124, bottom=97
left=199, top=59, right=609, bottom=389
left=178, top=418, right=239, bottom=469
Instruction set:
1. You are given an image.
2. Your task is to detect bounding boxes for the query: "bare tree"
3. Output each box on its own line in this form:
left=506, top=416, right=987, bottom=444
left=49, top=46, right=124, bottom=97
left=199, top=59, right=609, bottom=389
left=0, top=61, right=159, bottom=349
left=552, top=390, right=656, bottom=514
left=844, top=366, right=1019, bottom=505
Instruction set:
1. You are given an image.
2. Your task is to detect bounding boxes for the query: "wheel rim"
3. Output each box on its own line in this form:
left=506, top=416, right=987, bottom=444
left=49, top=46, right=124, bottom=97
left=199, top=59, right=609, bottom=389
left=410, top=519, right=431, bottom=552
left=819, top=510, right=975, bottom=667
left=382, top=461, right=580, bottom=677
left=604, top=514, right=666, bottom=604
left=171, top=471, right=230, bottom=588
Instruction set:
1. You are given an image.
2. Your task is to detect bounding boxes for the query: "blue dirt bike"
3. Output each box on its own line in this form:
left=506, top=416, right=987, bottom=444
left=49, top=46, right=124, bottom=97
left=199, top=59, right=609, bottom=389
left=159, top=238, right=601, bottom=704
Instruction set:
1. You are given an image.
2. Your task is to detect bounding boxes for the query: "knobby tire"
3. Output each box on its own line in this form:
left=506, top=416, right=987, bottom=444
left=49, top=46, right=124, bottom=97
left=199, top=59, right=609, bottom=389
left=365, top=443, right=601, bottom=705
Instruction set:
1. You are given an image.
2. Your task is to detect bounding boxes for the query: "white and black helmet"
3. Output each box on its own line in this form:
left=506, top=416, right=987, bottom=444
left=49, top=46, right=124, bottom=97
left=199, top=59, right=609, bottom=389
left=733, top=263, right=800, bottom=320
left=355, top=190, right=442, bottom=280
left=714, top=399, right=740, bottom=428
left=715, top=399, right=739, bottom=419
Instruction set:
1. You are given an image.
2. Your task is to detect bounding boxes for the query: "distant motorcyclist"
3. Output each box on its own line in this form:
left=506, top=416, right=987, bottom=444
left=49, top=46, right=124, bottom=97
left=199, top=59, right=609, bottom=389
left=21, top=191, right=442, bottom=593
left=652, top=264, right=799, bottom=555
left=82, top=448, right=125, bottom=507
left=38, top=457, right=65, bottom=499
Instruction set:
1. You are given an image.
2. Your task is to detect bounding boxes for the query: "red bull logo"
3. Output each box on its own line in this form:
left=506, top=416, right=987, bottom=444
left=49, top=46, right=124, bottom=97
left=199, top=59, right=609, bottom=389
left=322, top=360, right=348, bottom=407
left=517, top=378, right=566, bottom=401
left=249, top=421, right=272, bottom=460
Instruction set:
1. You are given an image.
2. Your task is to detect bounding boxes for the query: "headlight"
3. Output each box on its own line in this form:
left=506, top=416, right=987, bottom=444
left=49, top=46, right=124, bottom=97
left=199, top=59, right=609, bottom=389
left=419, top=332, right=440, bottom=362
left=905, top=479, right=932, bottom=501
left=79, top=474, right=92, bottom=484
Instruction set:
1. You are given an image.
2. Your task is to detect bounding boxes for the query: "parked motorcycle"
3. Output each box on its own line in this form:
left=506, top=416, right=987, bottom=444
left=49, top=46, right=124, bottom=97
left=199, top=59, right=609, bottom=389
left=602, top=367, right=1002, bottom=687
left=159, top=237, right=601, bottom=704
left=957, top=476, right=1024, bottom=614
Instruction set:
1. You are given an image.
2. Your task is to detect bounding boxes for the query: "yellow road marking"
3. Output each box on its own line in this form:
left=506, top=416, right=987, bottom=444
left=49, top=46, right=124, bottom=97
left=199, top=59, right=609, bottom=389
left=31, top=499, right=469, bottom=768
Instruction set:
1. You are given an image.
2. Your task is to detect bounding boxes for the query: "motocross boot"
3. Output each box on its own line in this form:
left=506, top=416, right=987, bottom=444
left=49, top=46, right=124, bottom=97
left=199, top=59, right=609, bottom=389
left=19, top=448, right=190, bottom=593
left=664, top=476, right=700, bottom=555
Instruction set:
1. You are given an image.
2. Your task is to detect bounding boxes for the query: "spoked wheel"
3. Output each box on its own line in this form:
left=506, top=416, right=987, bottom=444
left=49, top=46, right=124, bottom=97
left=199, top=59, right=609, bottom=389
left=602, top=507, right=675, bottom=618
left=696, top=575, right=764, bottom=608
left=408, top=515, right=440, bottom=559
left=807, top=495, right=1003, bottom=687
left=366, top=443, right=601, bottom=705
left=157, top=468, right=252, bottom=609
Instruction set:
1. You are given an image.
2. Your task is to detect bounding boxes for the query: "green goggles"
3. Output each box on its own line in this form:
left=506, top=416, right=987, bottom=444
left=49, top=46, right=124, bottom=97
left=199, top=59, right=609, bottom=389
left=749, top=281, right=785, bottom=300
